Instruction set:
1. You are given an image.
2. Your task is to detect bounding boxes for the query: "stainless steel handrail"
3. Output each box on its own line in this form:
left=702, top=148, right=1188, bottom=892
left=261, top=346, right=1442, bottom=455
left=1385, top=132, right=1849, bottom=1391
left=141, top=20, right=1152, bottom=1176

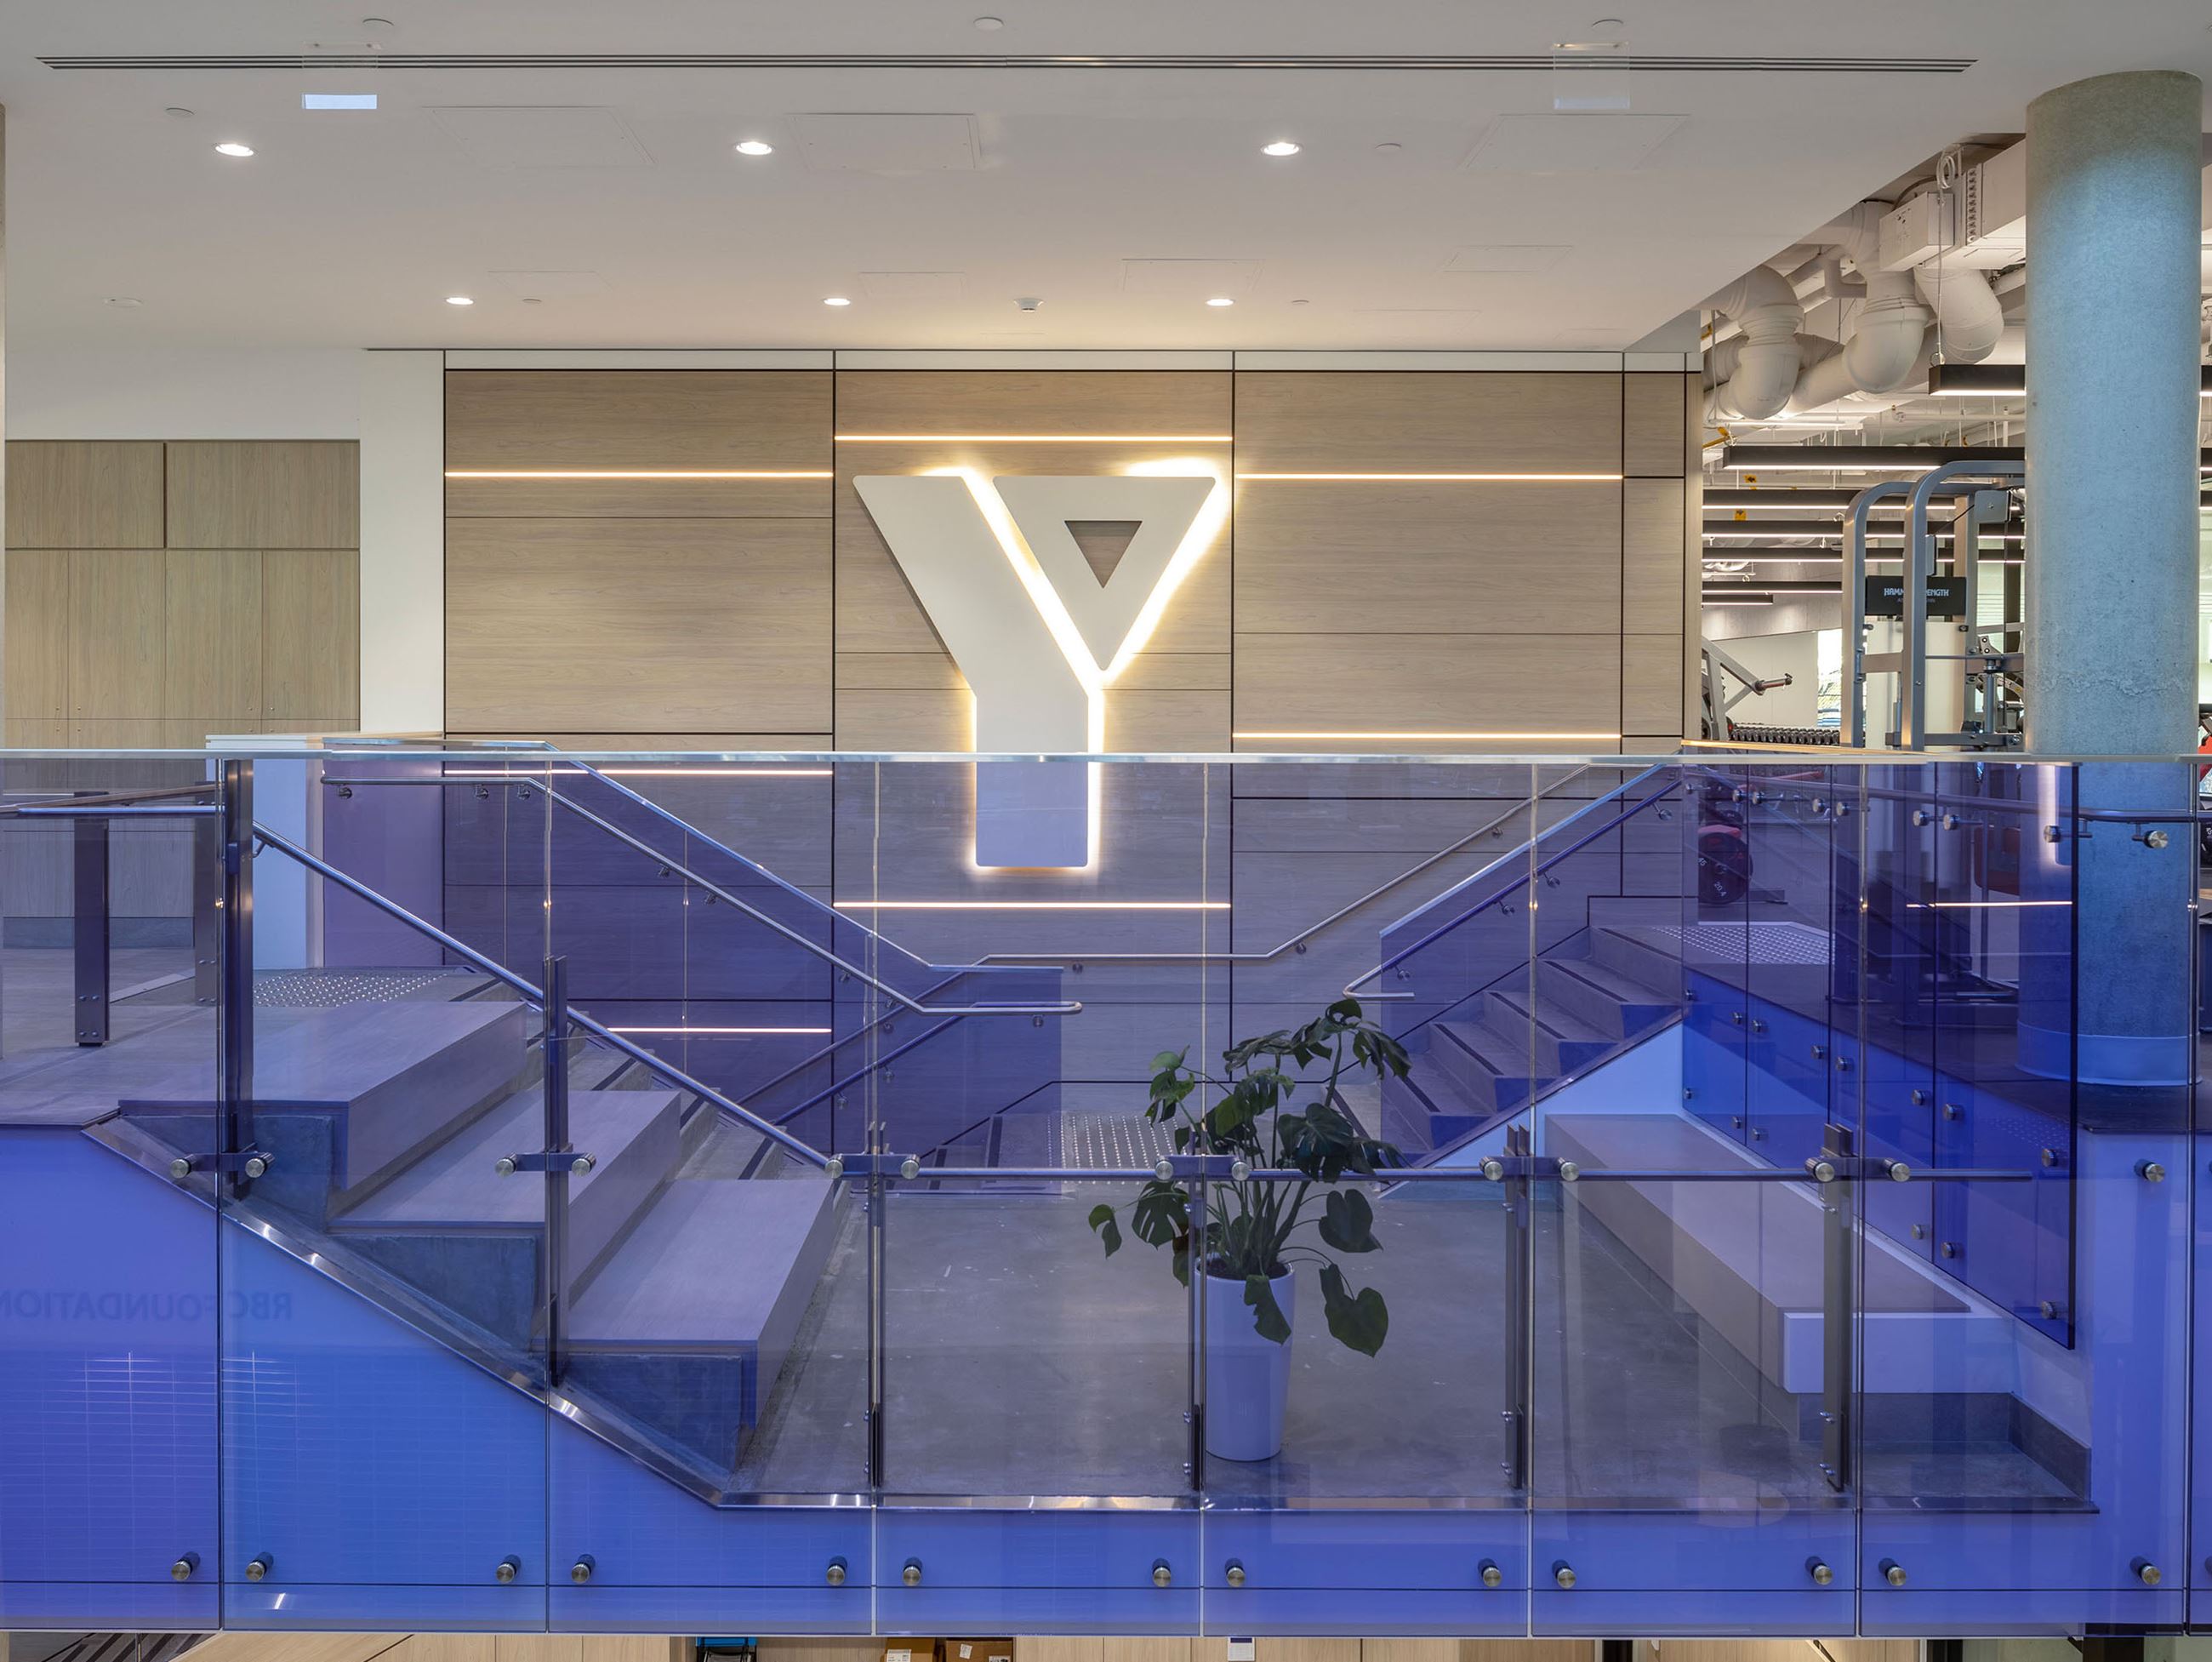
left=250, top=821, right=833, bottom=1168
left=538, top=784, right=1081, bottom=1018
left=1341, top=763, right=1675, bottom=996
left=974, top=762, right=1605, bottom=966
left=321, top=768, right=1078, bottom=1015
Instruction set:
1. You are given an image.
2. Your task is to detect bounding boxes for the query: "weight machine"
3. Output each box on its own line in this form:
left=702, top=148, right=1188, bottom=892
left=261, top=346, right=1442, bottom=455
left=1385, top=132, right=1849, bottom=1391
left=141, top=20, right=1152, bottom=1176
left=1843, top=459, right=2026, bottom=751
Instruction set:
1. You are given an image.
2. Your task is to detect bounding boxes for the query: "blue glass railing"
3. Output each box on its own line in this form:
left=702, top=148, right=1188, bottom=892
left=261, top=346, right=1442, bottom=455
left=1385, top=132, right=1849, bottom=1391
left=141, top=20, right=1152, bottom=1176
left=0, top=745, right=2202, bottom=1638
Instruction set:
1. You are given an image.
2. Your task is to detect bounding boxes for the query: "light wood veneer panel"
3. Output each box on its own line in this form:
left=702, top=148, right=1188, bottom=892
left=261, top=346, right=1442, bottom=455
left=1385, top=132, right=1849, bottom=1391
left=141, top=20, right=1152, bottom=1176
left=162, top=548, right=262, bottom=719
left=1233, top=632, right=1624, bottom=747
left=1623, top=371, right=1691, bottom=477
left=1623, top=631, right=1689, bottom=737
left=1015, top=1641, right=1103, bottom=1662
left=445, top=370, right=832, bottom=517
left=1234, top=372, right=1622, bottom=475
left=1234, top=479, right=1622, bottom=635
left=837, top=651, right=966, bottom=691
left=3, top=550, right=72, bottom=723
left=167, top=441, right=359, bottom=549
left=1623, top=477, right=1690, bottom=631
left=1105, top=688, right=1230, bottom=750
left=836, top=369, right=1230, bottom=436
left=834, top=688, right=971, bottom=751
left=184, top=1634, right=408, bottom=1662
left=264, top=548, right=361, bottom=723
left=69, top=549, right=166, bottom=719
left=446, top=517, right=830, bottom=732
left=3, top=442, right=166, bottom=548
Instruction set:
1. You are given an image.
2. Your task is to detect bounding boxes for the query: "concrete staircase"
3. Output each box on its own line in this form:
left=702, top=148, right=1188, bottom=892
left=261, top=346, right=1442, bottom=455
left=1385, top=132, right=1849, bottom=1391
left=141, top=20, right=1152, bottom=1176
left=94, top=974, right=844, bottom=1489
left=1385, top=922, right=1680, bottom=1154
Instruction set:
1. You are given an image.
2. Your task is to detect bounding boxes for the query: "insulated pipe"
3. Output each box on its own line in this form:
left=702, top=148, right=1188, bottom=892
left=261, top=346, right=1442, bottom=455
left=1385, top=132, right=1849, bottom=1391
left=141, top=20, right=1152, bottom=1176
left=1703, top=266, right=1804, bottom=420
left=1913, top=259, right=2004, bottom=362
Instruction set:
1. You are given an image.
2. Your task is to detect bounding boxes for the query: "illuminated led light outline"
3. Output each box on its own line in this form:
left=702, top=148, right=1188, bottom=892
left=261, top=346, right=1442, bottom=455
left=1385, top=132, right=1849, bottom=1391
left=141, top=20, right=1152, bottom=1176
left=608, top=1025, right=835, bottom=1035
left=1236, top=471, right=1623, bottom=482
left=837, top=433, right=1234, bottom=443
left=834, top=900, right=1229, bottom=911
left=916, top=460, right=1229, bottom=868
left=441, top=767, right=831, bottom=779
left=1909, top=899, right=2073, bottom=910
left=444, top=469, right=832, bottom=479
left=1232, top=728, right=1624, bottom=742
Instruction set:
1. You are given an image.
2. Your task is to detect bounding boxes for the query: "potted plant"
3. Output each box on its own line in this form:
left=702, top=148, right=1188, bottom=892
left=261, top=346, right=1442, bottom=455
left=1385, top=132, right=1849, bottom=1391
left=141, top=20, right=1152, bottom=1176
left=1086, top=997, right=1411, bottom=1461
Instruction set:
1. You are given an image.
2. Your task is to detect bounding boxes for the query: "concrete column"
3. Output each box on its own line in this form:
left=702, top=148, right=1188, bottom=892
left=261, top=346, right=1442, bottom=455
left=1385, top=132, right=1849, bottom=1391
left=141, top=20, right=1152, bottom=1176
left=2020, top=71, right=2203, bottom=1087
left=2024, top=68, right=2203, bottom=755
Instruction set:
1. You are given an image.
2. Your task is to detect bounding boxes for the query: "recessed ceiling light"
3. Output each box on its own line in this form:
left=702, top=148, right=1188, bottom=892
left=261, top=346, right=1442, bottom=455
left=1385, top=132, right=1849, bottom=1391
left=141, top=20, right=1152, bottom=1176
left=446, top=295, right=476, bottom=306
left=1206, top=296, right=1235, bottom=307
left=214, top=141, right=254, bottom=157
left=1262, top=140, right=1301, bottom=157
left=824, top=296, right=853, bottom=306
left=973, top=14, right=1005, bottom=30
left=303, top=92, right=379, bottom=111
left=735, top=140, right=774, bottom=156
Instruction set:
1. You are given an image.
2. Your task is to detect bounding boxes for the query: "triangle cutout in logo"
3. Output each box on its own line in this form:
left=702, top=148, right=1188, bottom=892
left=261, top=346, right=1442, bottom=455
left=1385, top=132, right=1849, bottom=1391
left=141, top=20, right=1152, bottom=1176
left=993, top=475, right=1217, bottom=674
left=1065, top=519, right=1142, bottom=585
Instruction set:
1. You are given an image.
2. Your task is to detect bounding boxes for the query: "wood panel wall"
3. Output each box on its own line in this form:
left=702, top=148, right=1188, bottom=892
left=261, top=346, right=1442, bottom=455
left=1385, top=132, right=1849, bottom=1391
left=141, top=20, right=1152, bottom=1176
left=436, top=366, right=1694, bottom=752
left=2, top=438, right=362, bottom=937
left=442, top=370, right=834, bottom=740
left=3, top=438, right=362, bottom=747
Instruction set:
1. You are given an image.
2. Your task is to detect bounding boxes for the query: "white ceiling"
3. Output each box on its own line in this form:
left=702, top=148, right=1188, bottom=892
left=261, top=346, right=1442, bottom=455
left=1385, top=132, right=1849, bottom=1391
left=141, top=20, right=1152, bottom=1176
left=3, top=0, right=2210, bottom=352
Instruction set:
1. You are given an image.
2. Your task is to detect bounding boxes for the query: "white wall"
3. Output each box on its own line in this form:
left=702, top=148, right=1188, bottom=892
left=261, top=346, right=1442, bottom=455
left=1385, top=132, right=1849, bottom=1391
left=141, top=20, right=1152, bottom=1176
left=357, top=351, right=443, bottom=734
left=1708, top=629, right=1823, bottom=727
left=4, top=345, right=360, bottom=437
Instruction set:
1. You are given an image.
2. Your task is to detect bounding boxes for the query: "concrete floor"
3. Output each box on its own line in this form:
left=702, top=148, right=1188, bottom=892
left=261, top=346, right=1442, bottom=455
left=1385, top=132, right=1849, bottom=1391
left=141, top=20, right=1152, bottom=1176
left=733, top=1174, right=2081, bottom=1507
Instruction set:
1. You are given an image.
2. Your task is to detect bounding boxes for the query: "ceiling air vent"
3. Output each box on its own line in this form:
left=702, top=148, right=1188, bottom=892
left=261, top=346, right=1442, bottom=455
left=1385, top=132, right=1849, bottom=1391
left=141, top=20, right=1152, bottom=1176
left=38, top=52, right=1978, bottom=73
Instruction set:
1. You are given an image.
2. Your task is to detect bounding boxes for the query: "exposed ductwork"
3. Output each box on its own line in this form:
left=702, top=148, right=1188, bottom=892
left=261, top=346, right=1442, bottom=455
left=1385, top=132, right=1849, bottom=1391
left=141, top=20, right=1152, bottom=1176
left=1702, top=266, right=1804, bottom=420
left=1913, top=256, right=2005, bottom=362
left=1835, top=270, right=1934, bottom=394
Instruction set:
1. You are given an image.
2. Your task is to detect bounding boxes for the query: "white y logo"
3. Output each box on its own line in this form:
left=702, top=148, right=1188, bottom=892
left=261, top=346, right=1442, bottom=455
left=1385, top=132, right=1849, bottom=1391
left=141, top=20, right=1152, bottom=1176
left=856, top=467, right=1226, bottom=866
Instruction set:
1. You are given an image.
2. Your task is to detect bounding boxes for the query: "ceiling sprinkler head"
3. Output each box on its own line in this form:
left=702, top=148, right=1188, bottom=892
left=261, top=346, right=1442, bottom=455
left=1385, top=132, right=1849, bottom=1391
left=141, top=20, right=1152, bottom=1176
left=1016, top=296, right=1044, bottom=311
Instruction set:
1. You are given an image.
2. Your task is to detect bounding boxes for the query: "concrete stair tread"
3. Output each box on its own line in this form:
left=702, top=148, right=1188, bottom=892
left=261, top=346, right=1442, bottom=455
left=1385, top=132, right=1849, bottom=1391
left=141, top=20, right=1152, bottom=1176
left=1486, top=985, right=1612, bottom=1050
left=567, top=1176, right=840, bottom=1351
left=332, top=1088, right=682, bottom=1231
left=1546, top=1111, right=1964, bottom=1315
left=1434, top=1018, right=1515, bottom=1080
left=117, top=999, right=529, bottom=1191
left=113, top=999, right=522, bottom=1111
left=1546, top=953, right=1676, bottom=1010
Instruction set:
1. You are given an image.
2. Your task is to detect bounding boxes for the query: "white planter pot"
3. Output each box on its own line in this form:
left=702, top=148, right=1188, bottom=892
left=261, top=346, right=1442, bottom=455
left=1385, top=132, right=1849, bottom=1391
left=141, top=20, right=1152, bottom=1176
left=1204, top=1269, right=1295, bottom=1461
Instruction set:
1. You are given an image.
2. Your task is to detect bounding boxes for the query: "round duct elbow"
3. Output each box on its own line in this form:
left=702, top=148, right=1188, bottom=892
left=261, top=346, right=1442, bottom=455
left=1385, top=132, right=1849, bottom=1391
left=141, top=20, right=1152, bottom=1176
left=1703, top=266, right=1805, bottom=420
left=1913, top=260, right=2004, bottom=363
left=1843, top=272, right=1931, bottom=394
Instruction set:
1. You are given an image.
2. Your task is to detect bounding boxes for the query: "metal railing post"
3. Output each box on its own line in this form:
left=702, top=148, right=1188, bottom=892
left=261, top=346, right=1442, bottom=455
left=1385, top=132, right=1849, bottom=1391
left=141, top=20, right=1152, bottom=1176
left=543, top=954, right=572, bottom=1384
left=1187, top=1173, right=1208, bottom=1497
left=866, top=1168, right=886, bottom=1492
left=1504, top=1121, right=1532, bottom=1492
left=219, top=759, right=257, bottom=1191
left=192, top=813, right=220, bottom=1005
left=1818, top=1120, right=1856, bottom=1493
left=72, top=808, right=111, bottom=1046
